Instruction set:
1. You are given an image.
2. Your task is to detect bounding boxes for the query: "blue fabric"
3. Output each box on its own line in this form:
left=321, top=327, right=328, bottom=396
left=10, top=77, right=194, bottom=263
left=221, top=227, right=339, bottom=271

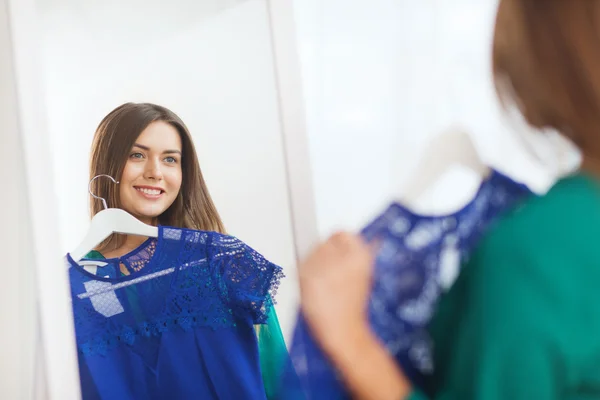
left=66, top=226, right=284, bottom=400
left=278, top=170, right=533, bottom=399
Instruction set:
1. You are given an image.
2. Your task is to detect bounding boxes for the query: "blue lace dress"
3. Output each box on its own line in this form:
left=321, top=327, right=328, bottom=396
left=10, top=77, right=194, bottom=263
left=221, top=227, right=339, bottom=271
left=66, top=226, right=284, bottom=400
left=278, top=170, right=532, bottom=399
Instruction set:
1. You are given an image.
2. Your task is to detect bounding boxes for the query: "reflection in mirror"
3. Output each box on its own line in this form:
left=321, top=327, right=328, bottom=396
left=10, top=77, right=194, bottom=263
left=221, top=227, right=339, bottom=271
left=37, top=0, right=298, bottom=398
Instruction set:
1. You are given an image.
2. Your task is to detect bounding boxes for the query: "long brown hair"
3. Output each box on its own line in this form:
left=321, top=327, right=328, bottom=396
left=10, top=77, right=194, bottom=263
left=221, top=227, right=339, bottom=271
left=89, top=102, right=225, bottom=252
left=493, top=0, right=600, bottom=158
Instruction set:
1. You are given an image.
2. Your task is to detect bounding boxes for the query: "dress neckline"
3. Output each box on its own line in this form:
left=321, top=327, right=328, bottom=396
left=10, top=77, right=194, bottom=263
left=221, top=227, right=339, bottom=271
left=66, top=226, right=164, bottom=283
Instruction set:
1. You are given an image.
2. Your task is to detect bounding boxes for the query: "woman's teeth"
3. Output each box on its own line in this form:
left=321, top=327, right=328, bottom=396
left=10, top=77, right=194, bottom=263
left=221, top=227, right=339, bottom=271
left=136, top=188, right=161, bottom=195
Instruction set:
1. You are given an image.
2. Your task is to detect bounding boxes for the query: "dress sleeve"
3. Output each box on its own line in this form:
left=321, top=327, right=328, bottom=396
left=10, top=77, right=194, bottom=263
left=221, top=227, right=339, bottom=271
left=409, top=238, right=570, bottom=399
left=255, top=298, right=290, bottom=399
left=209, top=233, right=285, bottom=324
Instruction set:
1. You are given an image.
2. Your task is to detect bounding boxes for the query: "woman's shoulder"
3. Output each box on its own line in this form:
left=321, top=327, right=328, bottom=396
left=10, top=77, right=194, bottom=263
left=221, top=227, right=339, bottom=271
left=489, top=173, right=600, bottom=245
left=161, top=226, right=242, bottom=248
left=470, top=172, right=600, bottom=285
left=163, top=226, right=279, bottom=269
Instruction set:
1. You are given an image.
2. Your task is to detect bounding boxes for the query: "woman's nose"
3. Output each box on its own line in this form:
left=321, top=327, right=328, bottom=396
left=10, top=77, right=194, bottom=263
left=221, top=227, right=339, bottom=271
left=143, top=159, right=163, bottom=180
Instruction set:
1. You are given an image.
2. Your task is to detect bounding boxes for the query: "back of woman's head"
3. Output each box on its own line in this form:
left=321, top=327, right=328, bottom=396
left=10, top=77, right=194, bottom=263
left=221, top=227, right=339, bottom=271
left=90, top=102, right=225, bottom=238
left=493, top=0, right=600, bottom=158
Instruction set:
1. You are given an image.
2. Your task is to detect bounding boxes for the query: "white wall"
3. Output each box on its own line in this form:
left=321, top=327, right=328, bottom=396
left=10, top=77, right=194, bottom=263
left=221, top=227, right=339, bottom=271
left=39, top=0, right=298, bottom=339
left=293, top=0, right=579, bottom=238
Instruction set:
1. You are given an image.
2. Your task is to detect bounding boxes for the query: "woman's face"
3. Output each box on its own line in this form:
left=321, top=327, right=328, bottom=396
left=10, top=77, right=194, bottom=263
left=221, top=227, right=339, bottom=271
left=119, top=121, right=183, bottom=224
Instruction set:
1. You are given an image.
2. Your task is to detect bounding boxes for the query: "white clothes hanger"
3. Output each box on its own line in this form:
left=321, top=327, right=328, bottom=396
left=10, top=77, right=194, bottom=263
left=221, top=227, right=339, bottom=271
left=397, top=128, right=491, bottom=210
left=69, top=174, right=159, bottom=263
left=395, top=129, right=491, bottom=290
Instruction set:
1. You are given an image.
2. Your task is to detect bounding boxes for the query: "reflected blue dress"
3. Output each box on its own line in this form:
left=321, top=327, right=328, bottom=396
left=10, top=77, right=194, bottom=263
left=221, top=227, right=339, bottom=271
left=278, top=170, right=532, bottom=399
left=66, top=226, right=284, bottom=400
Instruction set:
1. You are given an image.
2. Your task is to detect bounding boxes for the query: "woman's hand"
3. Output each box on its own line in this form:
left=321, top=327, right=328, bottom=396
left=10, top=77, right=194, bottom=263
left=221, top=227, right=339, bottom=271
left=298, top=231, right=376, bottom=355
left=298, top=232, right=412, bottom=400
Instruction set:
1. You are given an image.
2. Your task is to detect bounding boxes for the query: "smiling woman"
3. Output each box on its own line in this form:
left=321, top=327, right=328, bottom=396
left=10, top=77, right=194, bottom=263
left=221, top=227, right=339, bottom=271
left=88, top=103, right=225, bottom=255
left=122, top=123, right=184, bottom=217
left=70, top=102, right=289, bottom=399
left=4, top=0, right=306, bottom=396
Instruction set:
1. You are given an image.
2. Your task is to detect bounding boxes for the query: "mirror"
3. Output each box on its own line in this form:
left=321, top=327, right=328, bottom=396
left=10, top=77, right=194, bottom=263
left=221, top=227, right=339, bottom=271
left=34, top=0, right=306, bottom=397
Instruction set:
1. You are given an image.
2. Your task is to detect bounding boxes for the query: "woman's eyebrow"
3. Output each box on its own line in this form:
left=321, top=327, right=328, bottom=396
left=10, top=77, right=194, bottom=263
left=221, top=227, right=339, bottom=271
left=133, top=143, right=182, bottom=155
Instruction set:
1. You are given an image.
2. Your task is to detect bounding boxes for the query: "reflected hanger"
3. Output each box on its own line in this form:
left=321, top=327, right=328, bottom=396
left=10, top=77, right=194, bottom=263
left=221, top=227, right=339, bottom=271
left=398, top=129, right=491, bottom=209
left=69, top=174, right=159, bottom=262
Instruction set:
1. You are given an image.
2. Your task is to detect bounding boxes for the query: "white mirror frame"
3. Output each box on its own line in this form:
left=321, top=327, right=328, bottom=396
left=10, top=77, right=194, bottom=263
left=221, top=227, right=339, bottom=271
left=3, top=0, right=318, bottom=398
left=4, top=0, right=80, bottom=398
left=266, top=0, right=319, bottom=260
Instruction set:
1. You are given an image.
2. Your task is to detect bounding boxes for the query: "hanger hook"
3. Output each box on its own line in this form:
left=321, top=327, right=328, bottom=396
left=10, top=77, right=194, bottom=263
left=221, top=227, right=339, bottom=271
left=89, top=174, right=119, bottom=210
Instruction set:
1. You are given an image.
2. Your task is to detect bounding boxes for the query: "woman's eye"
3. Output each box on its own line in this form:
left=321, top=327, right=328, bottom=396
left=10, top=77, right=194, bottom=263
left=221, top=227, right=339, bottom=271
left=164, top=156, right=178, bottom=163
left=130, top=152, right=144, bottom=159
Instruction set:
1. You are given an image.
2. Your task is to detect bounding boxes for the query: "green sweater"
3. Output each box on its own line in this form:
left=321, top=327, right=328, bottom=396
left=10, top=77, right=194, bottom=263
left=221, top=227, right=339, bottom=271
left=409, top=173, right=600, bottom=399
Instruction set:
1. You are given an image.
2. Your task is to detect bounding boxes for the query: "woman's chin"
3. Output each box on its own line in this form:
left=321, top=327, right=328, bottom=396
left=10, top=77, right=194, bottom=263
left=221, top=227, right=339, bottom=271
left=130, top=210, right=164, bottom=225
